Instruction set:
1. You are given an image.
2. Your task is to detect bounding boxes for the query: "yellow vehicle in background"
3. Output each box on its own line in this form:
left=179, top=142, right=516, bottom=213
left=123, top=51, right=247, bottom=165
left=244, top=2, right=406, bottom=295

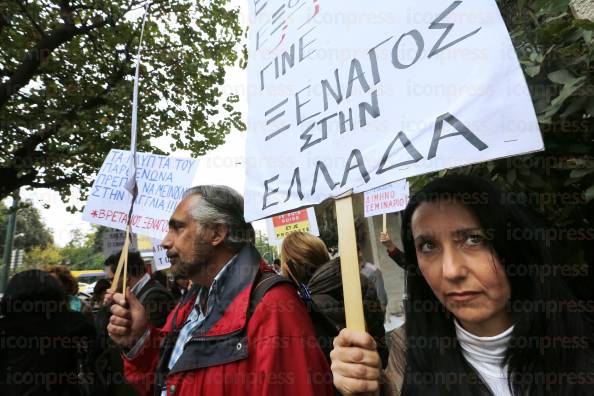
left=72, top=270, right=107, bottom=295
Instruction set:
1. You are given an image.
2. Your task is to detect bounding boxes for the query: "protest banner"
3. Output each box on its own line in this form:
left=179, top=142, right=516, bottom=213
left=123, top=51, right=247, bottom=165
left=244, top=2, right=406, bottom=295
left=364, top=180, right=410, bottom=218
left=246, top=0, right=543, bottom=329
left=82, top=149, right=199, bottom=240
left=245, top=0, right=542, bottom=222
left=266, top=207, right=319, bottom=244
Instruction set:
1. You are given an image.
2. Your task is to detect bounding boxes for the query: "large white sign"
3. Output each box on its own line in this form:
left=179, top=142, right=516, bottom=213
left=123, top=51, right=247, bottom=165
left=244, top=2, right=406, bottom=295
left=244, top=0, right=543, bottom=221
left=364, top=180, right=409, bottom=218
left=83, top=149, right=199, bottom=239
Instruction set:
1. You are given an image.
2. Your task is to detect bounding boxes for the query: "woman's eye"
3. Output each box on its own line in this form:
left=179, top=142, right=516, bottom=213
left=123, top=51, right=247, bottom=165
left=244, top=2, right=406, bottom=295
left=465, top=234, right=485, bottom=246
left=419, top=240, right=436, bottom=253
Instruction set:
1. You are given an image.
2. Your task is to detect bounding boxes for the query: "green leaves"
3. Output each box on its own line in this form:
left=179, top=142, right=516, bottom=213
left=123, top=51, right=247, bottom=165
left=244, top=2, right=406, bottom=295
left=0, top=0, right=244, bottom=201
left=548, top=69, right=574, bottom=84
left=539, top=76, right=587, bottom=122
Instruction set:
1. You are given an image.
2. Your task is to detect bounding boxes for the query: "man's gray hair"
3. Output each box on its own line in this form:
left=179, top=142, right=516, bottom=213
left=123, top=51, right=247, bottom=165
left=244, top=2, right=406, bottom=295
left=183, top=185, right=255, bottom=250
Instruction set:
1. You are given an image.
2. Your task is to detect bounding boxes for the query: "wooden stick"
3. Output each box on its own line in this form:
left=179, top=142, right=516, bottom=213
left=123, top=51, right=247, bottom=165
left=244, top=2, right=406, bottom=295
left=122, top=248, right=128, bottom=297
left=382, top=213, right=387, bottom=234
left=335, top=196, right=365, bottom=331
left=109, top=225, right=131, bottom=297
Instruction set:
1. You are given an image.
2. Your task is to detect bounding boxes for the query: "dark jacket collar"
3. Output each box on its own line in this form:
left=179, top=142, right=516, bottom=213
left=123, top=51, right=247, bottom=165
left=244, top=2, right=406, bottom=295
left=188, top=243, right=262, bottom=337
left=135, top=277, right=169, bottom=301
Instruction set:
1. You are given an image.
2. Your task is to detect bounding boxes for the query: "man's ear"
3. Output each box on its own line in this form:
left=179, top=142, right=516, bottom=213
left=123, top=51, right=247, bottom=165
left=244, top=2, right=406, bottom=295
left=211, top=224, right=229, bottom=247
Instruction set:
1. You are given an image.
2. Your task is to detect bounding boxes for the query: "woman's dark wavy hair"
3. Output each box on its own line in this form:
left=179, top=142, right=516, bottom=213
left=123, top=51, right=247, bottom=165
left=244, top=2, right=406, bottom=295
left=400, top=174, right=593, bottom=396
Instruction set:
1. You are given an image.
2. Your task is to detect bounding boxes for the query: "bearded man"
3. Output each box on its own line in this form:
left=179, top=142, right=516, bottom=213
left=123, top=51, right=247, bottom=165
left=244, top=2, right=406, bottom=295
left=106, top=185, right=333, bottom=396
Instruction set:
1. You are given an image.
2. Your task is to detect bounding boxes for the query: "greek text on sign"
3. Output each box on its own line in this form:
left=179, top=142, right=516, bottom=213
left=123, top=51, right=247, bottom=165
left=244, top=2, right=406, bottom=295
left=266, top=207, right=320, bottom=243
left=83, top=149, right=199, bottom=239
left=151, top=238, right=171, bottom=271
left=364, top=180, right=410, bottom=218
left=244, top=0, right=543, bottom=221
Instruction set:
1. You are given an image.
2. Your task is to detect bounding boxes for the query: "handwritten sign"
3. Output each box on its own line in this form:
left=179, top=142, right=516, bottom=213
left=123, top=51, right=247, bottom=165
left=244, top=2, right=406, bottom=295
left=266, top=207, right=319, bottom=243
left=151, top=238, right=171, bottom=271
left=83, top=149, right=199, bottom=239
left=244, top=0, right=543, bottom=221
left=364, top=180, right=409, bottom=218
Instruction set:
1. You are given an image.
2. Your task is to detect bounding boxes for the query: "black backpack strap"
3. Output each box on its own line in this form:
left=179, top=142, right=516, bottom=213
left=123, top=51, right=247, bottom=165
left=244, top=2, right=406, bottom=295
left=247, top=271, right=293, bottom=321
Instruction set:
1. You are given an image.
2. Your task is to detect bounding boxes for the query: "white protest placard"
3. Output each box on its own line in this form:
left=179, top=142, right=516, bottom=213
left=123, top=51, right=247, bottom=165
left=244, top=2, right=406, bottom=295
left=83, top=149, right=199, bottom=239
left=244, top=0, right=543, bottom=221
left=364, top=180, right=410, bottom=218
left=266, top=207, right=320, bottom=244
left=151, top=238, right=171, bottom=271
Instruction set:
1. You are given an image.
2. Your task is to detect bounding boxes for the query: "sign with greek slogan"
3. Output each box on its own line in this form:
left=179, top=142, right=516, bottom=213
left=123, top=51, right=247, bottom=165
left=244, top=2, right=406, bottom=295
left=244, top=0, right=543, bottom=221
left=83, top=149, right=199, bottom=239
left=151, top=238, right=171, bottom=271
left=364, top=180, right=410, bottom=218
left=266, top=207, right=320, bottom=244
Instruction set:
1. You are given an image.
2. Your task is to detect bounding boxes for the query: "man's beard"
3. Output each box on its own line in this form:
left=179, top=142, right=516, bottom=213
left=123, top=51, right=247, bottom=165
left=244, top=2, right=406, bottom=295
left=171, top=240, right=213, bottom=279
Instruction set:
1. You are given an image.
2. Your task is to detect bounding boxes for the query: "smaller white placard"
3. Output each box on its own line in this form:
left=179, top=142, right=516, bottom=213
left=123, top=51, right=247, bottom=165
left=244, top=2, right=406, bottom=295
left=151, top=238, right=171, bottom=271
left=364, top=180, right=410, bottom=218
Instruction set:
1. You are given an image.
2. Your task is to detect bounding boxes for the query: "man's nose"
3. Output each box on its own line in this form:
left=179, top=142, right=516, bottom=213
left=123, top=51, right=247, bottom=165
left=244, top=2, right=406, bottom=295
left=161, top=231, right=173, bottom=249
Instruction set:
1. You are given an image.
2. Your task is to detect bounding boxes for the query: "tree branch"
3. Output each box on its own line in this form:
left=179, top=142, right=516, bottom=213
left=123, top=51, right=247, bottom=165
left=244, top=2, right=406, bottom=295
left=17, top=0, right=45, bottom=36
left=58, top=0, right=75, bottom=26
left=10, top=36, right=135, bottom=162
left=0, top=7, right=11, bottom=36
left=0, top=15, right=114, bottom=108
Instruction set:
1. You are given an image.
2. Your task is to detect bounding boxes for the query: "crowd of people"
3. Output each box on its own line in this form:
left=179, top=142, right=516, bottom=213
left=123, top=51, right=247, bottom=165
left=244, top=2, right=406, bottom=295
left=1, top=175, right=593, bottom=395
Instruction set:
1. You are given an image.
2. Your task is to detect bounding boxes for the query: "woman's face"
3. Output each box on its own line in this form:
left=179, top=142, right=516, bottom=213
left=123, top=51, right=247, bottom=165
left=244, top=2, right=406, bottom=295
left=411, top=200, right=512, bottom=336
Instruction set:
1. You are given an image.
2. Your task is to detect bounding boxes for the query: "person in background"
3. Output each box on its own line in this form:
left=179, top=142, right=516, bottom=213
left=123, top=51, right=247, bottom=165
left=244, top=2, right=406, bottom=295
left=95, top=251, right=175, bottom=395
left=0, top=270, right=97, bottom=396
left=379, top=231, right=406, bottom=269
left=379, top=231, right=409, bottom=318
left=91, top=278, right=111, bottom=316
left=104, top=251, right=175, bottom=327
left=358, top=246, right=388, bottom=313
left=272, top=258, right=282, bottom=273
left=330, top=174, right=594, bottom=396
left=151, top=270, right=169, bottom=289
left=170, top=274, right=190, bottom=301
left=280, top=231, right=387, bottom=367
left=45, top=264, right=90, bottom=314
left=172, top=275, right=190, bottom=299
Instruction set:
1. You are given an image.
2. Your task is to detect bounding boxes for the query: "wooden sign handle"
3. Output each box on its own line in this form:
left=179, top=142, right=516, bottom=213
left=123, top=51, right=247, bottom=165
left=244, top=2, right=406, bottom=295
left=382, top=213, right=387, bottom=234
left=109, top=225, right=131, bottom=298
left=335, top=196, right=366, bottom=331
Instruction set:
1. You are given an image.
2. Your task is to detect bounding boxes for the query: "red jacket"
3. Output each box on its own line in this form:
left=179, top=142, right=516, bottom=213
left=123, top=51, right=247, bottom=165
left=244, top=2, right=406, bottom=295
left=123, top=245, right=333, bottom=396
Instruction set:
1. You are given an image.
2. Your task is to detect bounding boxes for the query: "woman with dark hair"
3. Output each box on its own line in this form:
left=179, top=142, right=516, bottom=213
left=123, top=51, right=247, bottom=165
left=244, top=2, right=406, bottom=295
left=0, top=269, right=97, bottom=396
left=330, top=175, right=594, bottom=395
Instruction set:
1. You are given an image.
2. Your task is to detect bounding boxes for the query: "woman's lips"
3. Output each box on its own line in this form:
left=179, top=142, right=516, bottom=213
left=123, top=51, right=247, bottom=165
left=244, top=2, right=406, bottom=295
left=446, top=291, right=481, bottom=301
